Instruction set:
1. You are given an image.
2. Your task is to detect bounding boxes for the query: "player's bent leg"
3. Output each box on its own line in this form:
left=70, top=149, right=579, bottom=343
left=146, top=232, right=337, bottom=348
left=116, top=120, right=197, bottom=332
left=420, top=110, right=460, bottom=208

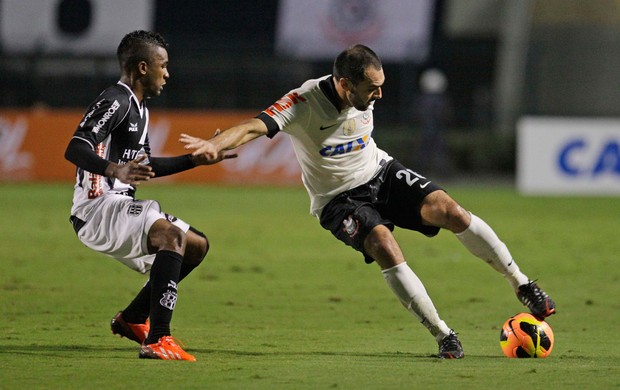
left=143, top=220, right=186, bottom=346
left=137, top=226, right=207, bottom=360
left=381, top=262, right=455, bottom=342
left=448, top=208, right=556, bottom=317
left=366, top=226, right=460, bottom=357
left=455, top=213, right=529, bottom=290
left=422, top=193, right=556, bottom=318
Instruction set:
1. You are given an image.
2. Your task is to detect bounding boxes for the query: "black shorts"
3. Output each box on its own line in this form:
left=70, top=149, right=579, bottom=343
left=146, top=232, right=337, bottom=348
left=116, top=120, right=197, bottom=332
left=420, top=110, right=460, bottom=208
left=319, top=159, right=443, bottom=264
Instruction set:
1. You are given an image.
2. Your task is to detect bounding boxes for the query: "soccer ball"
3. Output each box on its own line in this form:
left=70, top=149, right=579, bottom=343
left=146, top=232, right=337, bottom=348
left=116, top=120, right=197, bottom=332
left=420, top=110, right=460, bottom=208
left=500, top=312, right=554, bottom=358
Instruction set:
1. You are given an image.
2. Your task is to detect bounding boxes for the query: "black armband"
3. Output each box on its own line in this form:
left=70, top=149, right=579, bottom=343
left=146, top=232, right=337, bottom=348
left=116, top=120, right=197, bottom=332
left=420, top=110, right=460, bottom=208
left=149, top=154, right=196, bottom=177
left=256, top=112, right=280, bottom=139
left=65, top=137, right=109, bottom=175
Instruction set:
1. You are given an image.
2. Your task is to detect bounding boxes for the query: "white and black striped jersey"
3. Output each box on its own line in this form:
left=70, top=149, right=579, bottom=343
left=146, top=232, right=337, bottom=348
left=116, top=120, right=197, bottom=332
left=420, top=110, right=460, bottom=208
left=69, top=81, right=151, bottom=219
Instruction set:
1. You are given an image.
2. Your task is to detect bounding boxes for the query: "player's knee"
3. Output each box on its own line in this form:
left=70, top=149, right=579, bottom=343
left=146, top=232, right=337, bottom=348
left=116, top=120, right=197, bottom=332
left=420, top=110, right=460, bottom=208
left=444, top=202, right=470, bottom=233
left=422, top=192, right=469, bottom=232
left=167, top=224, right=187, bottom=252
left=148, top=220, right=187, bottom=254
left=364, top=225, right=390, bottom=254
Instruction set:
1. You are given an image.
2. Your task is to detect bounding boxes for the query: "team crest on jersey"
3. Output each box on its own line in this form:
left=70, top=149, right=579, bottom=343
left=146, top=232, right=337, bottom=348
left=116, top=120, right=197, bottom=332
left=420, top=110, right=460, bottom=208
left=127, top=203, right=143, bottom=216
left=342, top=119, right=356, bottom=136
left=361, top=112, right=371, bottom=125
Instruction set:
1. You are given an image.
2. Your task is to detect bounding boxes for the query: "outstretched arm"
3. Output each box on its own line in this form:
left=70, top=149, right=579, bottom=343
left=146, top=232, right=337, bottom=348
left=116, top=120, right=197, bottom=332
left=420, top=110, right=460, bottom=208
left=150, top=130, right=238, bottom=177
left=180, top=118, right=268, bottom=160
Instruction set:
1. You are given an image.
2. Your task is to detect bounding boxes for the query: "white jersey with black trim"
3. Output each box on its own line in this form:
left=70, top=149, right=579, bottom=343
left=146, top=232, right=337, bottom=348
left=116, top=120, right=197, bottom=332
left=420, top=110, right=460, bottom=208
left=260, top=75, right=392, bottom=217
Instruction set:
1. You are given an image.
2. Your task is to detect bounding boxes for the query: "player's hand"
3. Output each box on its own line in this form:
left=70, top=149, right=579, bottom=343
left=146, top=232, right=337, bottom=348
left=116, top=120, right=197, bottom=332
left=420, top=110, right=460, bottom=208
left=106, top=155, right=155, bottom=185
left=180, top=133, right=217, bottom=158
left=180, top=130, right=237, bottom=165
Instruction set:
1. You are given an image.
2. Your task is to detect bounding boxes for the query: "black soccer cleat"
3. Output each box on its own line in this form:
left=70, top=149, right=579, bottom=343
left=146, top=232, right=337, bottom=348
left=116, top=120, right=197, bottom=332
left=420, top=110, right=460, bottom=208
left=438, top=330, right=464, bottom=359
left=517, top=281, right=556, bottom=319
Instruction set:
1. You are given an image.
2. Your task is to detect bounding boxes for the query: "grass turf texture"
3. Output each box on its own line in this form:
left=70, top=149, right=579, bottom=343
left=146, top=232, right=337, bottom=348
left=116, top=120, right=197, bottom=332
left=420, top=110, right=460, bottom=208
left=1, top=183, right=619, bottom=389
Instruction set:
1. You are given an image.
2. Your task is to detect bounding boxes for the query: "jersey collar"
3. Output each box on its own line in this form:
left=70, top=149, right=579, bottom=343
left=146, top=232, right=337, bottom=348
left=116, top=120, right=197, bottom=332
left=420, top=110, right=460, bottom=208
left=117, top=81, right=145, bottom=116
left=319, top=75, right=342, bottom=112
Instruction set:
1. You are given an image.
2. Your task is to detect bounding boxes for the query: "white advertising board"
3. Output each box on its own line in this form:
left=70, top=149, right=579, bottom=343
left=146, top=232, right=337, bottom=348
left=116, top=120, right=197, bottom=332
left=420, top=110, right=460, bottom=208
left=1, top=0, right=153, bottom=54
left=517, top=116, right=620, bottom=195
left=276, top=0, right=435, bottom=62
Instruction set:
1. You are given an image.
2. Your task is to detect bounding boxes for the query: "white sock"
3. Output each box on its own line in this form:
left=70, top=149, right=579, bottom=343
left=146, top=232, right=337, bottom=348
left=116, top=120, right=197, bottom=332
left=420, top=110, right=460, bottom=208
left=382, top=262, right=452, bottom=342
left=455, top=213, right=529, bottom=290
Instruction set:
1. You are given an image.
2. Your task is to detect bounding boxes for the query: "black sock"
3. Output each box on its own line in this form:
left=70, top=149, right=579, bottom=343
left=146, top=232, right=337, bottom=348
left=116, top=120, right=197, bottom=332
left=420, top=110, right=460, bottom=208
left=145, top=250, right=183, bottom=345
left=179, top=262, right=199, bottom=282
left=121, top=281, right=151, bottom=325
left=121, top=256, right=200, bottom=325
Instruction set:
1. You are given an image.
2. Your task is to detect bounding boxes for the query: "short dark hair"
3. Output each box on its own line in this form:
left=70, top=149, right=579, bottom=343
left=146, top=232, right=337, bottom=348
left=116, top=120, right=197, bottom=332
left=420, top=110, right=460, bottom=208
left=333, top=44, right=382, bottom=84
left=117, top=30, right=168, bottom=74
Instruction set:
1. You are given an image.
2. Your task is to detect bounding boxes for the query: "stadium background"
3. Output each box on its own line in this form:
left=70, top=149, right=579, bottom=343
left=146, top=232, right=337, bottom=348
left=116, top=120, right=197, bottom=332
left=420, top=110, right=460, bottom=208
left=1, top=0, right=619, bottom=184
left=1, top=2, right=620, bottom=387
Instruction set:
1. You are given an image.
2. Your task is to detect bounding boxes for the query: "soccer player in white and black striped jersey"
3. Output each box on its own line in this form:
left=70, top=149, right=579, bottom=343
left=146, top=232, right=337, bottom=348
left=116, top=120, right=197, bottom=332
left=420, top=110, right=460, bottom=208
left=180, top=44, right=556, bottom=359
left=65, top=30, right=235, bottom=361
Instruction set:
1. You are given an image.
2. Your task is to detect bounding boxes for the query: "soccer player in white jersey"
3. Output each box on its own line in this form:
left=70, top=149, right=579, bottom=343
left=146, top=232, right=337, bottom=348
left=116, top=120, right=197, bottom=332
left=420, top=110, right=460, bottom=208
left=65, top=31, right=234, bottom=361
left=180, top=44, right=555, bottom=359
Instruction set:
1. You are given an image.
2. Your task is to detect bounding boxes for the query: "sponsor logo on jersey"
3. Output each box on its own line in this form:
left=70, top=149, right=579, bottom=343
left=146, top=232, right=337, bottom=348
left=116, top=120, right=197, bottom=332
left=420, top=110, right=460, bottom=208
left=264, top=92, right=306, bottom=117
left=320, top=123, right=338, bottom=131
left=80, top=99, right=104, bottom=128
left=319, top=135, right=369, bottom=157
left=129, top=122, right=138, bottom=132
left=122, top=148, right=147, bottom=161
left=92, top=100, right=120, bottom=134
left=87, top=143, right=106, bottom=199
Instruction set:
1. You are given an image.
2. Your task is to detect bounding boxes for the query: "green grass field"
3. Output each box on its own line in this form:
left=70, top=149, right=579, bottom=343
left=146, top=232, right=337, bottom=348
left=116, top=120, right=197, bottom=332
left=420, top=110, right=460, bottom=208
left=1, top=182, right=619, bottom=389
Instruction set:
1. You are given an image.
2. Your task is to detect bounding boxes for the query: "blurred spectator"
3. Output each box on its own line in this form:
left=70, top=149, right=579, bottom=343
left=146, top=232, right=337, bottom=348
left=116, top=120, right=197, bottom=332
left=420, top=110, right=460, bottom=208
left=413, top=68, right=453, bottom=177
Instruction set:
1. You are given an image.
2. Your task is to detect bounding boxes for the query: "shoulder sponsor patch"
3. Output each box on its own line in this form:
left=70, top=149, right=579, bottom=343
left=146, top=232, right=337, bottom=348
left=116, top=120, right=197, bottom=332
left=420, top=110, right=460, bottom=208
left=263, top=92, right=306, bottom=117
left=92, top=100, right=121, bottom=134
